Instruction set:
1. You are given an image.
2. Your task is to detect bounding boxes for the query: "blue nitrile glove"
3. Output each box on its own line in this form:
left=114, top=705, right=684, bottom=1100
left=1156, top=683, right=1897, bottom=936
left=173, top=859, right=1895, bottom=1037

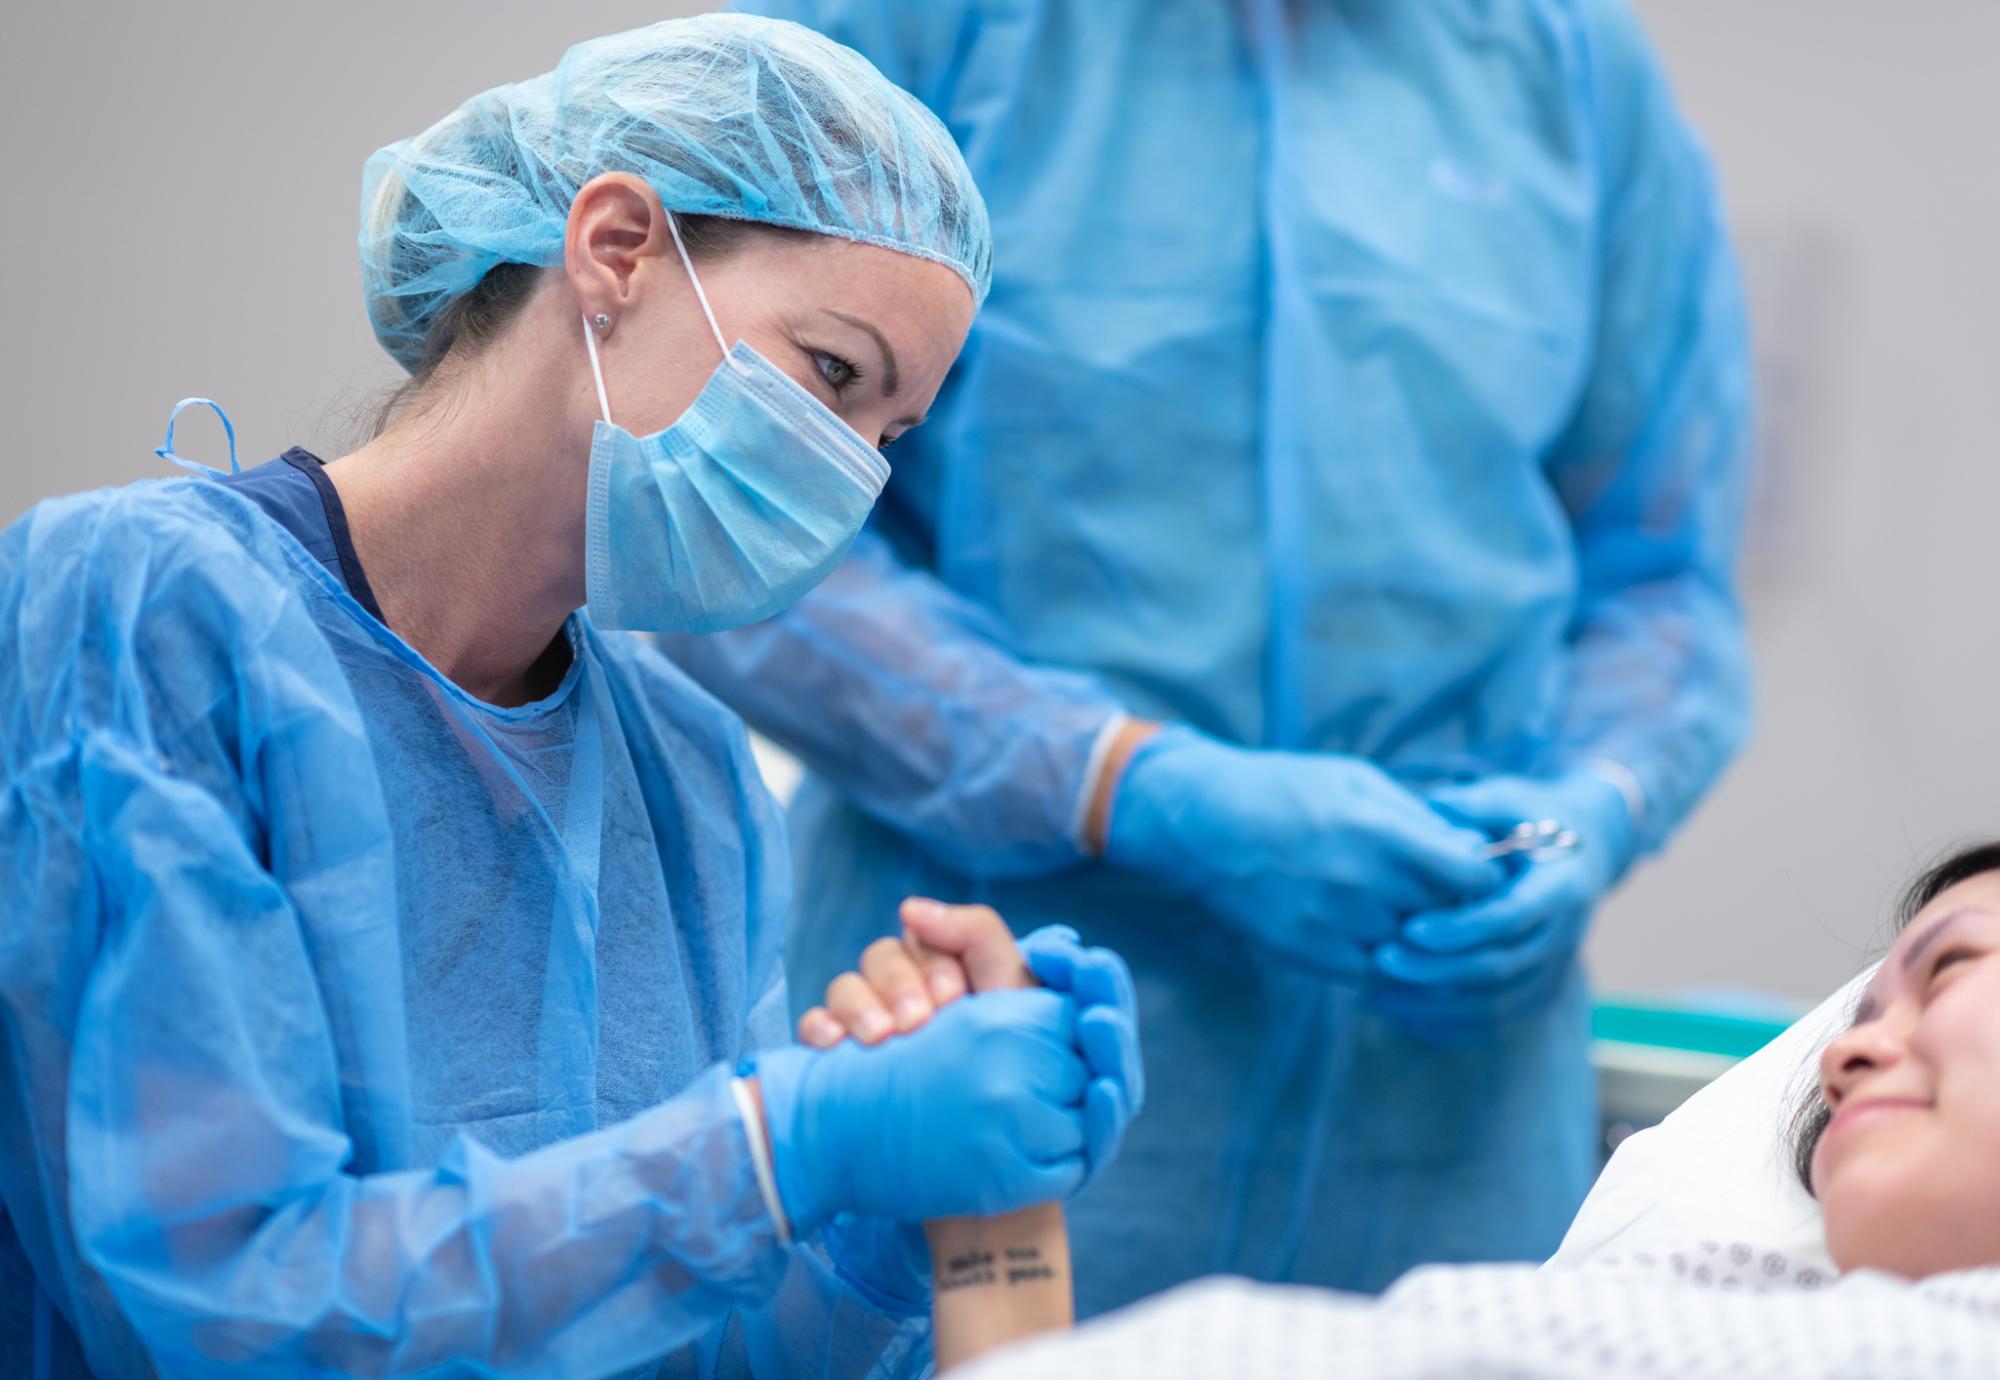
left=1020, top=925, right=1145, bottom=1178
left=1106, top=726, right=1505, bottom=980
left=757, top=988, right=1090, bottom=1233
left=1372, top=770, right=1639, bottom=1023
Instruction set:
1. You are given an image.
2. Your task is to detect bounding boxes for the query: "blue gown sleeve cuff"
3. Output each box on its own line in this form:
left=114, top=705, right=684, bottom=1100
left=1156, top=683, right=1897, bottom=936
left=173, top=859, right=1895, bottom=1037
left=817, top=1216, right=934, bottom=1319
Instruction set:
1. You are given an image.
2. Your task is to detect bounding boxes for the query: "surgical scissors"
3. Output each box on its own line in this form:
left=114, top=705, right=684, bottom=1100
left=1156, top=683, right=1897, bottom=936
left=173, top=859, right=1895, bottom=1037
left=1481, top=819, right=1579, bottom=860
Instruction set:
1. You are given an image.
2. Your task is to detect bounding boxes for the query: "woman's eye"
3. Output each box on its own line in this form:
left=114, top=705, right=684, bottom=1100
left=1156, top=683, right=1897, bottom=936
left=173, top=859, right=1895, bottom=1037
left=877, top=431, right=902, bottom=454
left=1929, top=946, right=1981, bottom=986
left=812, top=350, right=858, bottom=391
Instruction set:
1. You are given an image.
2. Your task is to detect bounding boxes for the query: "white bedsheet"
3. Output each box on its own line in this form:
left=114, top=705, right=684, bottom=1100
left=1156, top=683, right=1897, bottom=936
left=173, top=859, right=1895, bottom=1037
left=959, top=1249, right=2000, bottom=1380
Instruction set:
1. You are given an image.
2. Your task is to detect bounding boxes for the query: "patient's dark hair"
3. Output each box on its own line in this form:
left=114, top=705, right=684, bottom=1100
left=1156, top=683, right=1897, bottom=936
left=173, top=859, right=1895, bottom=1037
left=1788, top=839, right=2000, bottom=1192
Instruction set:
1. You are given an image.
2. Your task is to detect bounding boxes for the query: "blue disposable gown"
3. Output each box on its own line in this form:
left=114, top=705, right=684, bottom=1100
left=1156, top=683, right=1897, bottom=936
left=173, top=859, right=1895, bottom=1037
left=673, top=0, right=1754, bottom=1313
left=0, top=478, right=930, bottom=1378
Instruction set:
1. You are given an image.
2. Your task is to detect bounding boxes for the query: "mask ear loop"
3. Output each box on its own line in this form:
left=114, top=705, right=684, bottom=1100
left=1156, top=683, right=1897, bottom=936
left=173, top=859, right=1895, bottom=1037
left=664, top=210, right=732, bottom=362
left=581, top=209, right=734, bottom=424
left=580, top=315, right=614, bottom=425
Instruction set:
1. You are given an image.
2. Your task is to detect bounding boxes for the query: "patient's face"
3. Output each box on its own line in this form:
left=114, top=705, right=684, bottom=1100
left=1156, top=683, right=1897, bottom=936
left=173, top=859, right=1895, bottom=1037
left=1813, top=871, right=2000, bottom=1277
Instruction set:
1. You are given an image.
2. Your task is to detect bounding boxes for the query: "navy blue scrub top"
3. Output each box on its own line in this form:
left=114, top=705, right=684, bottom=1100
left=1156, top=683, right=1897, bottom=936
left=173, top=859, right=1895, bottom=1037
left=218, top=448, right=386, bottom=621
left=219, top=447, right=575, bottom=694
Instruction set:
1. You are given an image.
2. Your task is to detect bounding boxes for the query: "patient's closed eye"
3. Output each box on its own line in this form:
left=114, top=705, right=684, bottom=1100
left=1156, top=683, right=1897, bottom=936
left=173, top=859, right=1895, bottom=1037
left=1927, top=946, right=1980, bottom=988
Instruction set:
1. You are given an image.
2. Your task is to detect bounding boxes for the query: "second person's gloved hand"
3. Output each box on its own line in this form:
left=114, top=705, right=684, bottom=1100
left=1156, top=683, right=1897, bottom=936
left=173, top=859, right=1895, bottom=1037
left=1371, top=770, right=1639, bottom=1025
left=1105, top=726, right=1505, bottom=979
left=757, top=989, right=1089, bottom=1233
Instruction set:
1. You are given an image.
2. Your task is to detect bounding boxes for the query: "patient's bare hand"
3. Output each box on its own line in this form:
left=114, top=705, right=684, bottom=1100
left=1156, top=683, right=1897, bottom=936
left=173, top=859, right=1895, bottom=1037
left=798, top=900, right=1030, bottom=1047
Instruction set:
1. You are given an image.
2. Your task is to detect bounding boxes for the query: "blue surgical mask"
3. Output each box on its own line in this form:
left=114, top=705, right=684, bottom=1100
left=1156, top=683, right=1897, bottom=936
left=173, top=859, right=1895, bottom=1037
left=581, top=215, right=889, bottom=633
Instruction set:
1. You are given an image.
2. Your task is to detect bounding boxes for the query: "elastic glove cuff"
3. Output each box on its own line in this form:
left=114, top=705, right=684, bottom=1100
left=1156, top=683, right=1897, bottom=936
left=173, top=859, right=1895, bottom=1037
left=751, top=1045, right=835, bottom=1239
left=1101, top=723, right=1216, bottom=878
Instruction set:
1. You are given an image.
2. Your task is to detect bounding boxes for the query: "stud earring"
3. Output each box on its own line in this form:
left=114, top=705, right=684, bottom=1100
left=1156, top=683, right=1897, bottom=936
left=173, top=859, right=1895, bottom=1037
left=592, top=313, right=613, bottom=335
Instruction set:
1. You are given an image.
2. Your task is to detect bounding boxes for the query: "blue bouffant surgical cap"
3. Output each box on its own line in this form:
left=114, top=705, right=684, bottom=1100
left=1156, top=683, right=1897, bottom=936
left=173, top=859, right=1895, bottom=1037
left=360, top=13, right=991, bottom=372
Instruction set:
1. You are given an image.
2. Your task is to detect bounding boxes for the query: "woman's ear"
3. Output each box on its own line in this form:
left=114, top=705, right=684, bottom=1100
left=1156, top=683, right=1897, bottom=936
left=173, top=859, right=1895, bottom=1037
left=563, top=173, right=668, bottom=325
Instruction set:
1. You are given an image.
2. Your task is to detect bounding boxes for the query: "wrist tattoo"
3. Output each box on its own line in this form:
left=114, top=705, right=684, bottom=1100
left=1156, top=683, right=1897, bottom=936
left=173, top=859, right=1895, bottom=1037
left=936, top=1245, right=1056, bottom=1292
left=937, top=1248, right=995, bottom=1292
left=1004, top=1245, right=1056, bottom=1285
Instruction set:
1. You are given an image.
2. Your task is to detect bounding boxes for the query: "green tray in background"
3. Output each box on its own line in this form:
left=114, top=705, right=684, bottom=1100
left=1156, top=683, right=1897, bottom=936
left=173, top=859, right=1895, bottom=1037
left=1592, top=999, right=1794, bottom=1061
left=1590, top=998, right=1796, bottom=1160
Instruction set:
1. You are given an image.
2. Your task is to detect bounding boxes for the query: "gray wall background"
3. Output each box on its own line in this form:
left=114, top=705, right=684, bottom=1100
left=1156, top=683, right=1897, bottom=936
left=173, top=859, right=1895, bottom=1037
left=2, top=3, right=1993, bottom=1003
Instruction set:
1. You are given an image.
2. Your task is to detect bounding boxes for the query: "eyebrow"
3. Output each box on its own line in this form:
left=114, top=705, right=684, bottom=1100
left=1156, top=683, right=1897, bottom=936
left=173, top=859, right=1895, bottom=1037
left=1901, top=907, right=1984, bottom=974
left=1854, top=906, right=1993, bottom=1024
left=826, top=310, right=899, bottom=398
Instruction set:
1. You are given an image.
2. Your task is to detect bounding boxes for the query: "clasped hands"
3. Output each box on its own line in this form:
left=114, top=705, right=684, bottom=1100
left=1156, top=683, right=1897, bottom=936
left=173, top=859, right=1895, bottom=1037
left=1103, top=726, right=1639, bottom=1025
left=755, top=900, right=1142, bottom=1232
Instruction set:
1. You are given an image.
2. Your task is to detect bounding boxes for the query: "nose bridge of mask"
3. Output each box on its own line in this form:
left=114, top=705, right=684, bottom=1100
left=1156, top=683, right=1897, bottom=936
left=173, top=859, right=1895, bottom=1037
left=580, top=210, right=734, bottom=428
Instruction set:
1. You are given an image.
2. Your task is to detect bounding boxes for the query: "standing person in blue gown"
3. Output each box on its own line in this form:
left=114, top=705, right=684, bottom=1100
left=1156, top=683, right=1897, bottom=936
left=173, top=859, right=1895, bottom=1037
left=670, top=0, right=1756, bottom=1315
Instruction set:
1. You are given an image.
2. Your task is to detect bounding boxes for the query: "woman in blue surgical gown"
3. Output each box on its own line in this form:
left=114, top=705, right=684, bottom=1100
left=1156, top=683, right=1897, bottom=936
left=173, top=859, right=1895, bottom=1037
left=0, top=15, right=1140, bottom=1378
left=671, top=0, right=1756, bottom=1315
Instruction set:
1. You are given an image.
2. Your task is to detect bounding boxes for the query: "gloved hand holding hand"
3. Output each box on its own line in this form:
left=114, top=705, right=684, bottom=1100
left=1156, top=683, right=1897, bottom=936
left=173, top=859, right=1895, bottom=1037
left=798, top=899, right=1143, bottom=1180
left=765, top=900, right=1144, bottom=1230
left=1371, top=770, right=1639, bottom=1023
left=757, top=989, right=1088, bottom=1231
left=1105, top=726, right=1505, bottom=979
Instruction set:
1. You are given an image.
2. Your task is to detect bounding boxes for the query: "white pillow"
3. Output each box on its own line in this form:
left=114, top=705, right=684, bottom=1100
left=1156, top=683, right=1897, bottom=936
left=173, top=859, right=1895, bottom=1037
left=1550, top=967, right=1875, bottom=1273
